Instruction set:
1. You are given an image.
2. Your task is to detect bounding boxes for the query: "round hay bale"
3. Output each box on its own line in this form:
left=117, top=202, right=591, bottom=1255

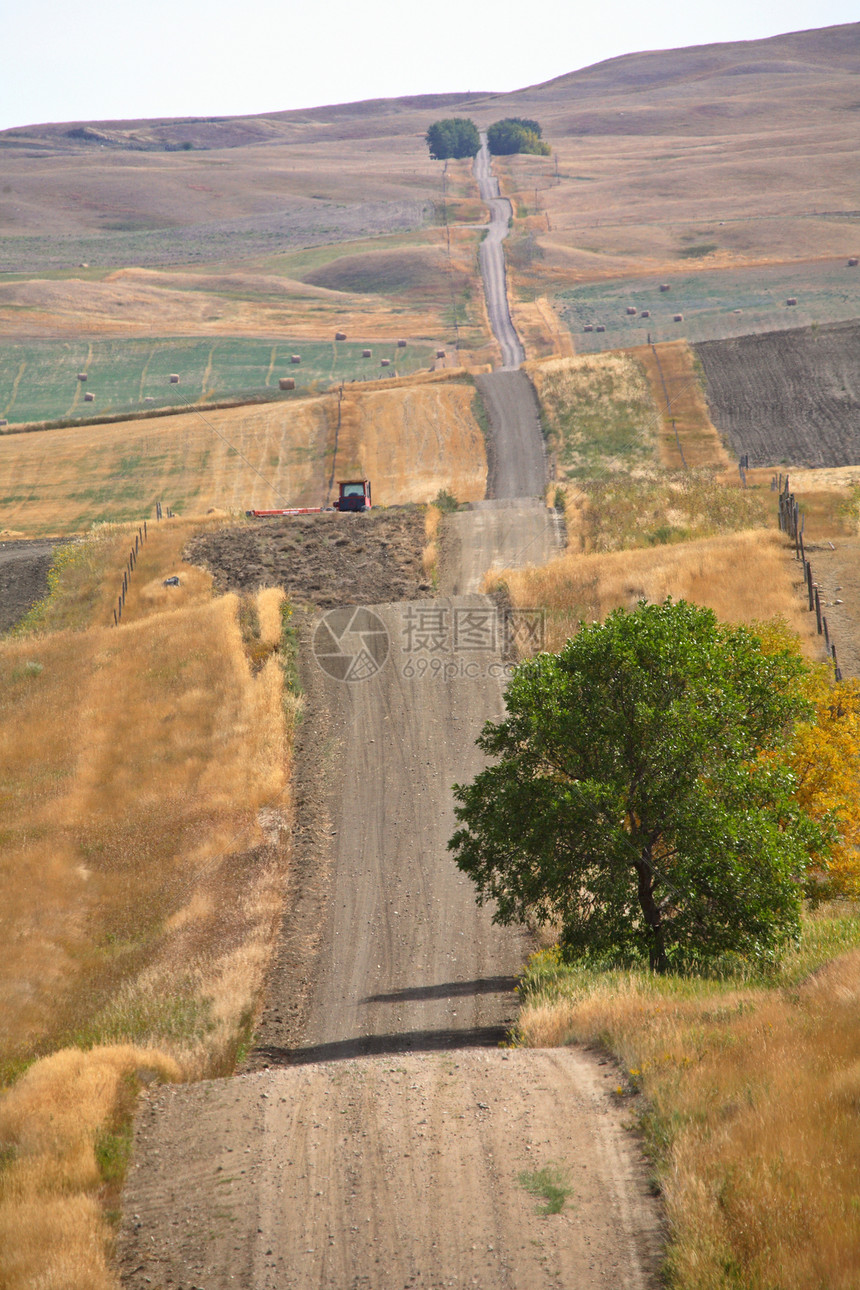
left=278, top=377, right=296, bottom=391
left=659, top=284, right=671, bottom=292
left=786, top=297, right=797, bottom=306
left=0, top=418, right=8, bottom=427
left=335, top=331, right=347, bottom=341
left=144, top=396, right=155, bottom=404
left=380, top=358, right=391, bottom=367
left=640, top=310, right=650, bottom=318
left=673, top=314, right=684, bottom=322
left=362, top=349, right=372, bottom=358
left=77, top=372, right=87, bottom=382
left=734, top=308, right=742, bottom=314
left=397, top=339, right=407, bottom=348
left=169, top=374, right=180, bottom=384
left=583, top=324, right=594, bottom=332
left=290, top=354, right=301, bottom=364
left=595, top=325, right=606, bottom=333
left=436, top=349, right=446, bottom=359
left=848, top=258, right=858, bottom=267
left=626, top=306, right=637, bottom=316
left=84, top=391, right=95, bottom=402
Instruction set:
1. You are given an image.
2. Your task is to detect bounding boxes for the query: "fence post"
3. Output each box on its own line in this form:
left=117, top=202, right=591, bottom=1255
left=806, top=562, right=814, bottom=611
left=823, top=616, right=830, bottom=649
left=814, top=586, right=822, bottom=635
left=113, top=608, right=117, bottom=627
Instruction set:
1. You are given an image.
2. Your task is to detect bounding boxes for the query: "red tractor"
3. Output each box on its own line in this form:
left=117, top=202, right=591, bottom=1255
left=332, top=479, right=372, bottom=512
left=247, top=479, right=372, bottom=518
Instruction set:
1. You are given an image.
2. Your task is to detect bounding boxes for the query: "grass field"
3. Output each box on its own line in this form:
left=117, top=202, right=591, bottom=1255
left=0, top=520, right=299, bottom=1287
left=553, top=260, right=860, bottom=354
left=0, top=336, right=438, bottom=426
left=489, top=529, right=819, bottom=656
left=0, top=373, right=486, bottom=536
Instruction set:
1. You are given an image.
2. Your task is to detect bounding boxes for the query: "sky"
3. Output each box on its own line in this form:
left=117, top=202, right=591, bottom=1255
left=0, top=0, right=856, bottom=132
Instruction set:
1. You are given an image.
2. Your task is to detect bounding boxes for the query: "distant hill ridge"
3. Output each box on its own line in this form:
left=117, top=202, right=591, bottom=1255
left=2, top=21, right=857, bottom=150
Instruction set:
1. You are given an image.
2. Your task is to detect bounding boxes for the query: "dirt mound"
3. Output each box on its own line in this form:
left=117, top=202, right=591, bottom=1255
left=0, top=540, right=58, bottom=633
left=183, top=508, right=432, bottom=608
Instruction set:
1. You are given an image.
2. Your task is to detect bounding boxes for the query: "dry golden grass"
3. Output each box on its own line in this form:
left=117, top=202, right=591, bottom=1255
left=632, top=341, right=730, bottom=469
left=491, top=529, right=819, bottom=655
left=0, top=1046, right=179, bottom=1290
left=336, top=378, right=487, bottom=505
left=742, top=467, right=860, bottom=542
left=0, top=372, right=487, bottom=536
left=517, top=916, right=860, bottom=1290
left=0, top=518, right=300, bottom=1287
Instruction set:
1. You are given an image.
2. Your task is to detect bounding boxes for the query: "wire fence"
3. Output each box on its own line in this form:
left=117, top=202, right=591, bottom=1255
left=111, top=502, right=173, bottom=626
left=775, top=473, right=843, bottom=680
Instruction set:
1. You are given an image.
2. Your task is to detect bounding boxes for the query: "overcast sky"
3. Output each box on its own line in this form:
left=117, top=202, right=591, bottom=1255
left=0, top=0, right=856, bottom=132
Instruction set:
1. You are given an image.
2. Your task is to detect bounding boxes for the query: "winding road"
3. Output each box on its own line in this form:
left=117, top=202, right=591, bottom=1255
left=118, top=145, right=661, bottom=1290
left=474, top=136, right=525, bottom=371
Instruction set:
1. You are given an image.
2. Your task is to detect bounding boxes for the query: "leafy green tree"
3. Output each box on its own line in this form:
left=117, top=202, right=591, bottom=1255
left=425, top=118, right=480, bottom=160
left=487, top=118, right=550, bottom=156
left=450, top=599, right=828, bottom=973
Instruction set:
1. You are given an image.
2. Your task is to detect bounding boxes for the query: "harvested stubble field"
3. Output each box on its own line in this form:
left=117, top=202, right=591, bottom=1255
left=696, top=319, right=860, bottom=467
left=0, top=372, right=487, bottom=536
left=0, top=335, right=437, bottom=426
left=552, top=260, right=860, bottom=355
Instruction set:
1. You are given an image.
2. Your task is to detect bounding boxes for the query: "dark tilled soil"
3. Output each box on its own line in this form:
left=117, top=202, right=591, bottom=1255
left=696, top=320, right=860, bottom=467
left=0, top=540, right=57, bottom=634
left=183, top=508, right=433, bottom=608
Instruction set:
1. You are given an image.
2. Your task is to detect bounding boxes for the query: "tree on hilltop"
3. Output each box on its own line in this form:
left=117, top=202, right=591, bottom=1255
left=425, top=118, right=481, bottom=161
left=450, top=599, right=829, bottom=974
left=487, top=118, right=550, bottom=156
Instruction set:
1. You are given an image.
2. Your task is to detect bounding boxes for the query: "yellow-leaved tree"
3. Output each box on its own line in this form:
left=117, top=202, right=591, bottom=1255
left=756, top=620, right=860, bottom=900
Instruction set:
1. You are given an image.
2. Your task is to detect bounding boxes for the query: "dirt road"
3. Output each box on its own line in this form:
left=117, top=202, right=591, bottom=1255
left=119, top=590, right=661, bottom=1290
left=441, top=500, right=562, bottom=596
left=0, top=539, right=57, bottom=634
left=118, top=147, right=661, bottom=1289
left=474, top=137, right=525, bottom=371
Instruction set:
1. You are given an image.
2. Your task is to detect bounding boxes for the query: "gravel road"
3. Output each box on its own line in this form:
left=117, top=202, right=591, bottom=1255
left=118, top=148, right=661, bottom=1290
left=474, top=137, right=525, bottom=371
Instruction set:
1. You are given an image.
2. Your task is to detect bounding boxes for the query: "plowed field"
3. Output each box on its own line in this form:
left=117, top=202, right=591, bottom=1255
left=696, top=320, right=860, bottom=467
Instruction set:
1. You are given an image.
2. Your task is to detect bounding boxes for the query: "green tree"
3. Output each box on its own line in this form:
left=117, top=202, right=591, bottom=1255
left=425, top=118, right=480, bottom=160
left=487, top=118, right=550, bottom=156
left=450, top=599, right=828, bottom=973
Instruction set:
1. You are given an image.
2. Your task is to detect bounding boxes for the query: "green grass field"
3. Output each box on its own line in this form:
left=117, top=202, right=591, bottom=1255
left=556, top=260, right=860, bottom=352
left=0, top=337, right=436, bottom=426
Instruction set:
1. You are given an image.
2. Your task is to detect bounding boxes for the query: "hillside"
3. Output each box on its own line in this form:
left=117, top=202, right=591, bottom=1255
left=0, top=23, right=857, bottom=353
